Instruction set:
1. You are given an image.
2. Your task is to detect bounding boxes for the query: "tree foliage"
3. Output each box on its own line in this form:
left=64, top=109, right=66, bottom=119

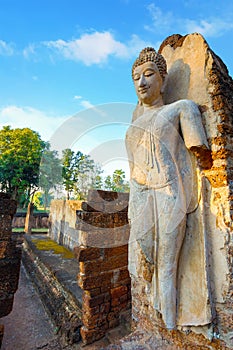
left=104, top=169, right=129, bottom=192
left=0, top=126, right=45, bottom=204
left=39, top=142, right=62, bottom=209
left=61, top=149, right=102, bottom=200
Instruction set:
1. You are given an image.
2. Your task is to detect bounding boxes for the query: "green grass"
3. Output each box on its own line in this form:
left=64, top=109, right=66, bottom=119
left=16, top=209, right=49, bottom=214
left=12, top=228, right=49, bottom=233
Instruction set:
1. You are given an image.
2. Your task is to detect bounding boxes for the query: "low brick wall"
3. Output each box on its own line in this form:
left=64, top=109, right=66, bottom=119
left=22, top=235, right=82, bottom=345
left=49, top=200, right=82, bottom=249
left=12, top=212, right=49, bottom=229
left=74, top=190, right=131, bottom=345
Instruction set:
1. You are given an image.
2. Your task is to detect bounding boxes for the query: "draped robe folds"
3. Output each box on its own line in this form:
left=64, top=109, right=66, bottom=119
left=126, top=99, right=212, bottom=327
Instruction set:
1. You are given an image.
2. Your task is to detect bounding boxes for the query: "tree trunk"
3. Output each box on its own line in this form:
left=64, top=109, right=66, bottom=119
left=24, top=202, right=35, bottom=234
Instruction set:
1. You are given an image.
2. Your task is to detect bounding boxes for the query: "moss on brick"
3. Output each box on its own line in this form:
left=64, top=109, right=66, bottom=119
left=32, top=238, right=74, bottom=259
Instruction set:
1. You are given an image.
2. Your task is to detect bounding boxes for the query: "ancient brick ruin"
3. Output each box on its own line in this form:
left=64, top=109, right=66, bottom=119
left=2, top=33, right=233, bottom=350
left=12, top=211, right=49, bottom=230
left=75, top=190, right=131, bottom=344
left=21, top=190, right=131, bottom=346
left=0, top=193, right=21, bottom=347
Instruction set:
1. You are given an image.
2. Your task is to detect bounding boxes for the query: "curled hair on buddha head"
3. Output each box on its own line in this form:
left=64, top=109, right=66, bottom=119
left=132, top=47, right=167, bottom=81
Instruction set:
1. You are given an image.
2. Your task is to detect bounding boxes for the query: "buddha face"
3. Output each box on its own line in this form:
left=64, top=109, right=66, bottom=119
left=133, top=61, right=164, bottom=107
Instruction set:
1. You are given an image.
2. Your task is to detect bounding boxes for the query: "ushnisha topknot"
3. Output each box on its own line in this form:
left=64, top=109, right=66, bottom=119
left=132, top=47, right=167, bottom=80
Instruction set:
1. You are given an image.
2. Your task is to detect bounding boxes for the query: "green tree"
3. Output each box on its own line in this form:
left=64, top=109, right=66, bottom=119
left=0, top=126, right=45, bottom=204
left=62, top=149, right=103, bottom=200
left=104, top=175, right=113, bottom=191
left=39, top=142, right=62, bottom=209
left=62, top=149, right=84, bottom=200
left=76, top=162, right=103, bottom=199
left=104, top=169, right=129, bottom=192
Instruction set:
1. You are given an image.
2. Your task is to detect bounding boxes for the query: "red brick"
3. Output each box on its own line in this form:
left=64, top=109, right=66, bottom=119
left=111, top=298, right=120, bottom=307
left=100, top=302, right=110, bottom=314
left=78, top=271, right=113, bottom=290
left=104, top=293, right=111, bottom=302
left=83, top=292, right=106, bottom=308
left=77, top=211, right=115, bottom=228
left=113, top=212, right=128, bottom=227
left=81, top=201, right=104, bottom=212
left=111, top=268, right=130, bottom=287
left=79, top=258, right=102, bottom=275
left=104, top=245, right=128, bottom=258
left=85, top=288, right=101, bottom=297
left=0, top=324, right=4, bottom=348
left=80, top=325, right=106, bottom=345
left=101, top=285, right=111, bottom=293
left=0, top=199, right=17, bottom=215
left=82, top=312, right=107, bottom=329
left=0, top=215, right=12, bottom=240
left=118, top=300, right=129, bottom=311
left=101, top=253, right=128, bottom=271
left=83, top=305, right=100, bottom=316
left=0, top=296, right=14, bottom=317
left=74, top=246, right=101, bottom=261
left=120, top=294, right=129, bottom=303
left=110, top=285, right=128, bottom=299
left=107, top=311, right=119, bottom=321
left=0, top=241, right=9, bottom=258
left=108, top=318, right=120, bottom=329
left=87, top=190, right=118, bottom=202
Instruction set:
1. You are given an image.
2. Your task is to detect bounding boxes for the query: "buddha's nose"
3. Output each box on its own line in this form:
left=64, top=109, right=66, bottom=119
left=138, top=74, right=146, bottom=86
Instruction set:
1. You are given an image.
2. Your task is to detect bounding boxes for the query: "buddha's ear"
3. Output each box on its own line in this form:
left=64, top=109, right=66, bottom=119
left=161, top=74, right=168, bottom=94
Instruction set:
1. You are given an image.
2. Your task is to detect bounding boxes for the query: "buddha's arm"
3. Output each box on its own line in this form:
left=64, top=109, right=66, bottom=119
left=179, top=100, right=213, bottom=169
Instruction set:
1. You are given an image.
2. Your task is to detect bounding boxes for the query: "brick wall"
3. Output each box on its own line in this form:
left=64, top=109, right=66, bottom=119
left=12, top=212, right=49, bottom=229
left=74, top=190, right=131, bottom=345
left=49, top=200, right=82, bottom=249
left=0, top=193, right=21, bottom=347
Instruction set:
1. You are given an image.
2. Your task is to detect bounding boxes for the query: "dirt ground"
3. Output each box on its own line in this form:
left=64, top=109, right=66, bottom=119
left=0, top=264, right=127, bottom=350
left=1, top=264, right=65, bottom=350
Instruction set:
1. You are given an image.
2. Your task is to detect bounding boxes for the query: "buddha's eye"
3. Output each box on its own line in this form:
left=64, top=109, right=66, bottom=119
left=144, top=70, right=155, bottom=77
left=133, top=74, right=140, bottom=81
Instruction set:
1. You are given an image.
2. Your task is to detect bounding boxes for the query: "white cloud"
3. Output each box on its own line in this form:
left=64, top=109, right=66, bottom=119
left=0, top=105, right=68, bottom=141
left=145, top=3, right=233, bottom=38
left=44, top=31, right=153, bottom=65
left=126, top=34, right=156, bottom=55
left=45, top=31, right=127, bottom=65
left=145, top=3, right=173, bottom=33
left=0, top=40, right=14, bottom=56
left=73, top=95, right=94, bottom=109
left=80, top=100, right=94, bottom=109
left=23, top=43, right=36, bottom=59
left=184, top=18, right=233, bottom=37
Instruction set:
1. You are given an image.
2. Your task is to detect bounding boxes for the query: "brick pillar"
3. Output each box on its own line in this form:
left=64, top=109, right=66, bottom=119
left=74, top=190, right=131, bottom=345
left=0, top=193, right=21, bottom=347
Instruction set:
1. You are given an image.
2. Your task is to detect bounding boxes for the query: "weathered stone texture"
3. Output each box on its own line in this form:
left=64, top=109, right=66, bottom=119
left=12, top=212, right=49, bottom=229
left=22, top=235, right=82, bottom=345
left=0, top=324, right=4, bottom=349
left=0, top=193, right=21, bottom=347
left=127, top=33, right=233, bottom=349
left=49, top=199, right=82, bottom=250
left=75, top=190, right=131, bottom=345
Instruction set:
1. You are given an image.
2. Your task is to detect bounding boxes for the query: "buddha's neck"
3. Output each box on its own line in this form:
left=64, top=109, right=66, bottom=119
left=143, top=97, right=164, bottom=112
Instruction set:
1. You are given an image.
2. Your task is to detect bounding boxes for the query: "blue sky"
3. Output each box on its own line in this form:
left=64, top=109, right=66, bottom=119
left=0, top=0, right=233, bottom=175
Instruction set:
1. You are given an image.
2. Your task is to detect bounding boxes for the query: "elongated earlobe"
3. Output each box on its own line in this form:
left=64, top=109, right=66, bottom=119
left=161, top=74, right=168, bottom=94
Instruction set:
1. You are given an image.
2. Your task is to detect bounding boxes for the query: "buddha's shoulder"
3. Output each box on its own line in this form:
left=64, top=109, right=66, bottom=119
left=165, top=99, right=198, bottom=111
